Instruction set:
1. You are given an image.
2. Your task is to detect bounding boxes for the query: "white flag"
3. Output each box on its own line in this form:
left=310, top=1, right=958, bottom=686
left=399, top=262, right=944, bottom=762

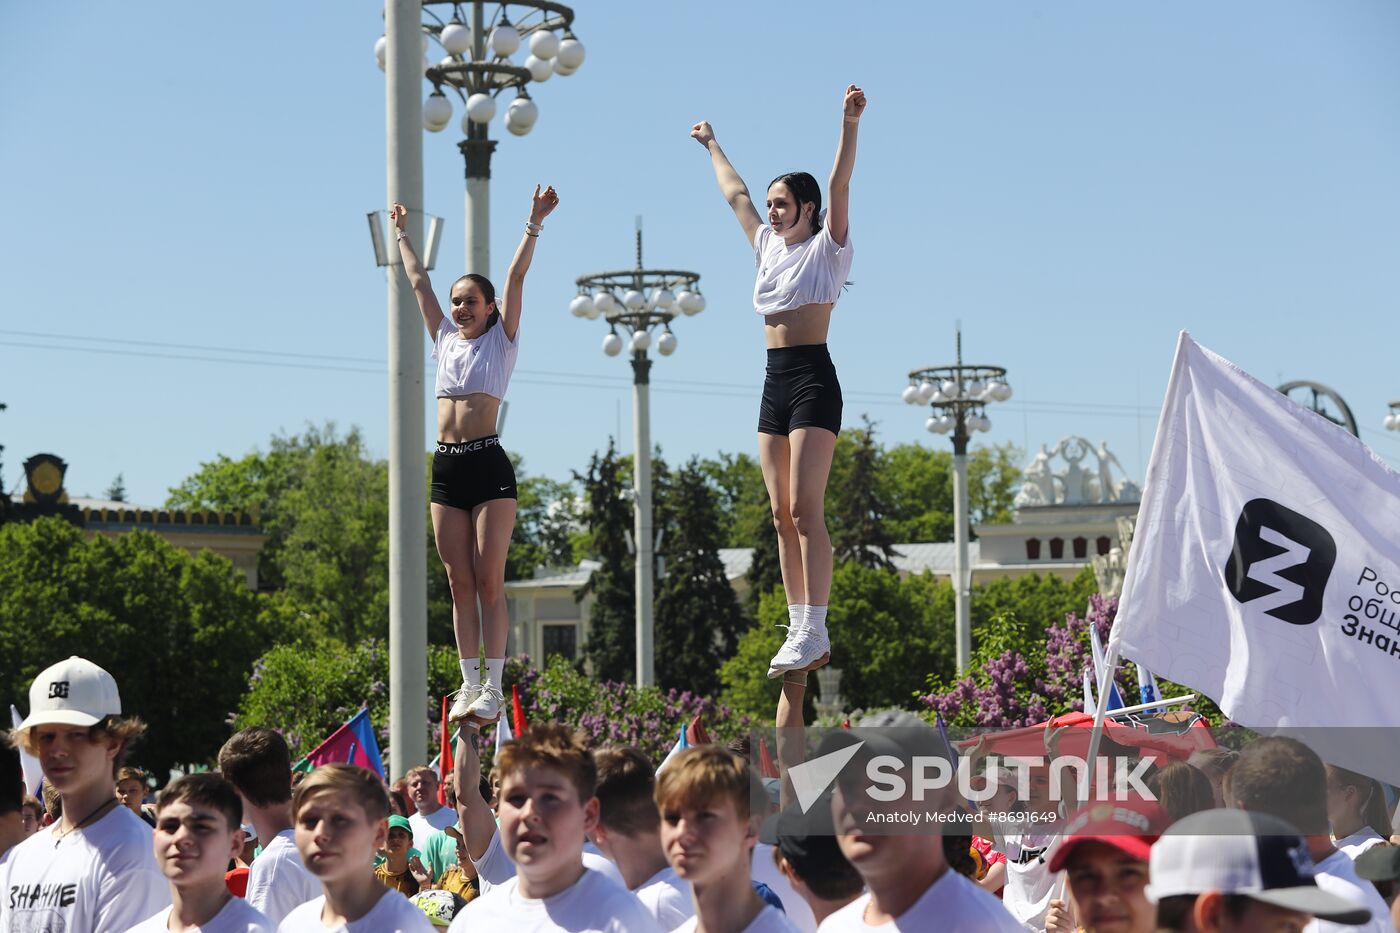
left=1111, top=333, right=1400, bottom=783
left=10, top=705, right=42, bottom=796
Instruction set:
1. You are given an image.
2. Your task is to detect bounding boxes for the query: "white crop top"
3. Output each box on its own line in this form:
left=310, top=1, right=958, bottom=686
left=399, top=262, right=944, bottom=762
left=433, top=316, right=519, bottom=400
left=752, top=213, right=853, bottom=316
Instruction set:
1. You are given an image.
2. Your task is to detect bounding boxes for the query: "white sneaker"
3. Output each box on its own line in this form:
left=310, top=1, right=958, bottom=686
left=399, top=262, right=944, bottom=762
left=449, top=683, right=482, bottom=722
left=464, top=684, right=505, bottom=724
left=767, top=626, right=831, bottom=679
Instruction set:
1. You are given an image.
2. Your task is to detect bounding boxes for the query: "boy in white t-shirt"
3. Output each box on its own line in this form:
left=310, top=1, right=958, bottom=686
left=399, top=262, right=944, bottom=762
left=126, top=773, right=272, bottom=932
left=655, top=745, right=796, bottom=933
left=278, top=763, right=433, bottom=933
left=449, top=723, right=659, bottom=932
left=594, top=746, right=694, bottom=930
left=814, top=720, right=1021, bottom=933
left=0, top=656, right=170, bottom=932
left=218, top=727, right=320, bottom=927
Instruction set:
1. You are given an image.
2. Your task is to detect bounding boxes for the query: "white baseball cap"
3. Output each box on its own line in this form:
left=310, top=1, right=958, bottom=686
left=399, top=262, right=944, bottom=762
left=1147, top=809, right=1372, bottom=925
left=17, top=656, right=122, bottom=731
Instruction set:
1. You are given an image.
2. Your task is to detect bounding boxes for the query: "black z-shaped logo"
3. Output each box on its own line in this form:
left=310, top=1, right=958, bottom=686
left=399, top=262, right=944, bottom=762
left=1223, top=498, right=1336, bottom=626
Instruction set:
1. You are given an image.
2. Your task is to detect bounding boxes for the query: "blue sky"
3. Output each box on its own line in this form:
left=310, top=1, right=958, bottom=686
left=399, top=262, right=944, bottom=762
left=3, top=1, right=1399, bottom=508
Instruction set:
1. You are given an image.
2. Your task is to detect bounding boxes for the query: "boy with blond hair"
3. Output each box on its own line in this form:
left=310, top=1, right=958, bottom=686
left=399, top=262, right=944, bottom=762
left=655, top=745, right=797, bottom=933
left=127, top=773, right=272, bottom=932
left=0, top=656, right=169, bottom=932
left=279, top=763, right=433, bottom=932
left=450, top=723, right=658, bottom=932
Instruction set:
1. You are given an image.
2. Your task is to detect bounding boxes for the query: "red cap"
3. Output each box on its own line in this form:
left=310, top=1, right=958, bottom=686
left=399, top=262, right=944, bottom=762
left=1046, top=799, right=1170, bottom=872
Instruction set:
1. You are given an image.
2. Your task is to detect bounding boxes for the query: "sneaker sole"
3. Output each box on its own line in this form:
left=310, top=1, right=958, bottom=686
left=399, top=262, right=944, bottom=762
left=766, top=649, right=831, bottom=679
left=462, top=710, right=501, bottom=726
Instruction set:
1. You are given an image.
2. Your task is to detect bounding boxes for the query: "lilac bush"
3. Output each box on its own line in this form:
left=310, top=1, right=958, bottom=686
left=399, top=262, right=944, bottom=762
left=487, top=655, right=751, bottom=768
left=920, top=594, right=1133, bottom=728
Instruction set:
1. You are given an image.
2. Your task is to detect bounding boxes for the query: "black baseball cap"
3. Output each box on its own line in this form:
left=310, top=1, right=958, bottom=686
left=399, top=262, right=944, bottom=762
left=760, top=792, right=854, bottom=885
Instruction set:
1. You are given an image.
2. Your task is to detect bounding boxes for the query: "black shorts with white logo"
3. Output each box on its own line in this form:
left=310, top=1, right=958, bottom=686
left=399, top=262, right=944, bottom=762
left=758, top=344, right=843, bottom=436
left=430, top=435, right=518, bottom=512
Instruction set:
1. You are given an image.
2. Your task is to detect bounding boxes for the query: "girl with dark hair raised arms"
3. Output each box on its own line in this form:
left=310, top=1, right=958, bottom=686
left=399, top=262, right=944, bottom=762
left=393, top=184, right=559, bottom=725
left=691, top=85, right=865, bottom=679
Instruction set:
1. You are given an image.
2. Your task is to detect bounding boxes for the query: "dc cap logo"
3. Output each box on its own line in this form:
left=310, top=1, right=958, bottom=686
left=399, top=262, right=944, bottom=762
left=48, top=681, right=70, bottom=699
left=1223, top=498, right=1336, bottom=625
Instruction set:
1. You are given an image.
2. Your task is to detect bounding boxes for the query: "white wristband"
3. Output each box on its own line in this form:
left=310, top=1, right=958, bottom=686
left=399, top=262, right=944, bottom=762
left=525, top=222, right=543, bottom=235
left=395, top=229, right=409, bottom=241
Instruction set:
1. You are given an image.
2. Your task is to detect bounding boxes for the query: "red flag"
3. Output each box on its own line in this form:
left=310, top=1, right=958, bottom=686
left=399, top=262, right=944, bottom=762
left=955, top=710, right=1217, bottom=764
left=511, top=684, right=528, bottom=736
left=757, top=737, right=780, bottom=779
left=437, top=694, right=453, bottom=806
left=685, top=714, right=710, bottom=747
left=841, top=719, right=850, bottom=730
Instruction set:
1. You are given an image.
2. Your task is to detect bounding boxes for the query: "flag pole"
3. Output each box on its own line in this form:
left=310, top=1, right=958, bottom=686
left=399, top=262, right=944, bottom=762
left=1085, top=644, right=1121, bottom=784
left=1104, top=693, right=1195, bottom=718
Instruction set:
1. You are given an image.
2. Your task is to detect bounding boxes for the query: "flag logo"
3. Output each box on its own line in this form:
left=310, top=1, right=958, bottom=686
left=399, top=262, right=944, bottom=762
left=789, top=740, right=866, bottom=814
left=1223, top=498, right=1336, bottom=626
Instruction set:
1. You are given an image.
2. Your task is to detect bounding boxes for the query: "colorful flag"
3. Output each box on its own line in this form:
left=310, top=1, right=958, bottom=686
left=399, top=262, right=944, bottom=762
left=757, top=736, right=780, bottom=779
left=1110, top=333, right=1400, bottom=783
left=495, top=708, right=514, bottom=757
left=656, top=715, right=710, bottom=773
left=1136, top=664, right=1162, bottom=707
left=510, top=684, right=528, bottom=738
left=437, top=695, right=453, bottom=806
left=1089, top=625, right=1125, bottom=711
left=293, top=708, right=385, bottom=778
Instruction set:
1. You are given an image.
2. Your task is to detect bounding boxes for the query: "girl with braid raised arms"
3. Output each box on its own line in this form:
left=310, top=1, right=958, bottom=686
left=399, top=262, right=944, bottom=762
left=690, top=85, right=865, bottom=679
left=393, top=184, right=559, bottom=725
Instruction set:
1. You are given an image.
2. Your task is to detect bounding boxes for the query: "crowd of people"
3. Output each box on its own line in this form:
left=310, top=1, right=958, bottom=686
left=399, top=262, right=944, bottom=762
left=2, top=655, right=1399, bottom=932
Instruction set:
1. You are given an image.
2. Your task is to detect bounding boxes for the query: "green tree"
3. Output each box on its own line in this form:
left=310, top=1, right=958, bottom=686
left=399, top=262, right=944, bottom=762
left=654, top=460, right=747, bottom=695
left=234, top=639, right=473, bottom=762
left=0, top=518, right=269, bottom=782
left=880, top=442, right=1022, bottom=543
left=830, top=416, right=897, bottom=569
left=971, top=568, right=1099, bottom=648
left=577, top=441, right=636, bottom=682
left=104, top=473, right=127, bottom=502
left=167, top=424, right=389, bottom=643
left=695, top=453, right=769, bottom=549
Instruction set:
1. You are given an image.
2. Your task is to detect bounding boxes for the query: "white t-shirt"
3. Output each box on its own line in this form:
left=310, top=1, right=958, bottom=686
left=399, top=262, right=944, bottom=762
left=433, top=315, right=520, bottom=400
left=752, top=217, right=853, bottom=316
left=634, top=865, right=693, bottom=931
left=1000, top=831, right=1056, bottom=931
left=472, top=827, right=626, bottom=894
left=1305, top=849, right=1392, bottom=933
left=127, top=897, right=273, bottom=932
left=409, top=806, right=458, bottom=854
left=277, top=890, right=433, bottom=933
left=675, top=904, right=797, bottom=933
left=1334, top=828, right=1387, bottom=859
left=247, top=830, right=320, bottom=927
left=817, top=869, right=1022, bottom=932
left=450, top=867, right=661, bottom=933
left=0, top=803, right=170, bottom=933
left=752, top=841, right=817, bottom=933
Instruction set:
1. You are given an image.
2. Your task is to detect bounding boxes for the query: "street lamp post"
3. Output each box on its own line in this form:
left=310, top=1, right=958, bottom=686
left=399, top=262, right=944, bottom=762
left=377, top=1, right=586, bottom=278
left=903, top=329, right=1012, bottom=674
left=573, top=221, right=705, bottom=687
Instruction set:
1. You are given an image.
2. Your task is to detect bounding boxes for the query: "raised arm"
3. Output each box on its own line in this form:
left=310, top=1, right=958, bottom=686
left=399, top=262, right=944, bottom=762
left=453, top=723, right=499, bottom=862
left=498, top=184, right=559, bottom=343
left=690, top=121, right=763, bottom=246
left=392, top=202, right=444, bottom=337
left=826, top=85, right=866, bottom=247
left=775, top=675, right=808, bottom=811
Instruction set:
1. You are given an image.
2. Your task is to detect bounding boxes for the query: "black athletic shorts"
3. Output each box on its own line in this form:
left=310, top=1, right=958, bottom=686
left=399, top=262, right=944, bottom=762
left=758, top=344, right=842, bottom=436
left=430, top=435, right=517, bottom=512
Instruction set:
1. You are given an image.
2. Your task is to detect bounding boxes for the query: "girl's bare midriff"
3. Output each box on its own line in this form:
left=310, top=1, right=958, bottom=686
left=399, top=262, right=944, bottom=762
left=437, top=394, right=501, bottom=443
left=763, top=301, right=834, bottom=348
